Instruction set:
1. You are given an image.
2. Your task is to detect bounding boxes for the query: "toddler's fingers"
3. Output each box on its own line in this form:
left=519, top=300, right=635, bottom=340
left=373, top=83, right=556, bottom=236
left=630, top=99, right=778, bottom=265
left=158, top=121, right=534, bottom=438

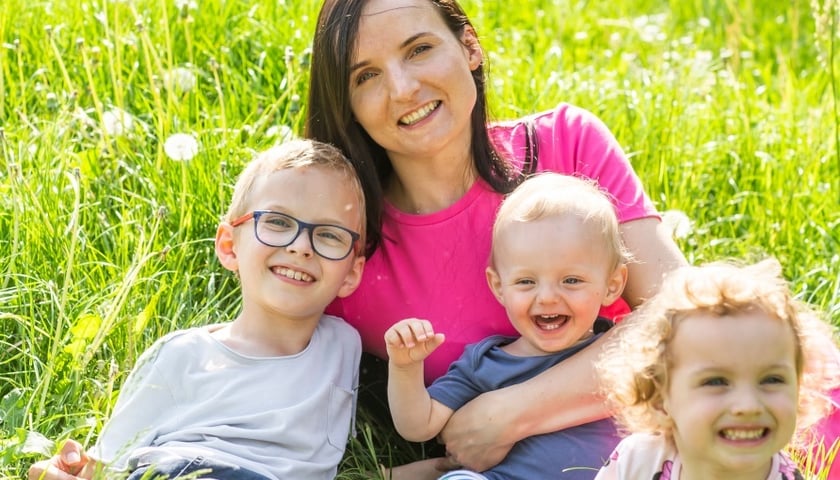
left=383, top=328, right=406, bottom=348
left=408, top=320, right=434, bottom=342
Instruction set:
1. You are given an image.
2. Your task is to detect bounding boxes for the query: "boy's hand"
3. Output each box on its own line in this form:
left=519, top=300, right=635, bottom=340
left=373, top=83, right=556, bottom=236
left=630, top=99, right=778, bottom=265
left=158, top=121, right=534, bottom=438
left=384, top=318, right=445, bottom=367
left=28, top=439, right=92, bottom=480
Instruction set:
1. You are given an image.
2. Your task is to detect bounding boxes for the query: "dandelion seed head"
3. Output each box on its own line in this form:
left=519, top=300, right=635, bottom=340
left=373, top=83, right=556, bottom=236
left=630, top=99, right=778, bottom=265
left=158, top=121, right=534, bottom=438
left=661, top=210, right=693, bottom=239
left=163, top=66, right=196, bottom=92
left=175, top=0, right=198, bottom=10
left=102, top=108, right=134, bottom=136
left=163, top=133, right=199, bottom=161
left=266, top=125, right=295, bottom=142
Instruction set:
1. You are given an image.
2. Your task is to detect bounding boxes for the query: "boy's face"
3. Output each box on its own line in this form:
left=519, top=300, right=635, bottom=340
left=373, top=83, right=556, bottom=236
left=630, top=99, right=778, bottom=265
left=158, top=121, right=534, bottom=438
left=485, top=215, right=625, bottom=356
left=217, top=166, right=364, bottom=324
left=663, top=311, right=799, bottom=478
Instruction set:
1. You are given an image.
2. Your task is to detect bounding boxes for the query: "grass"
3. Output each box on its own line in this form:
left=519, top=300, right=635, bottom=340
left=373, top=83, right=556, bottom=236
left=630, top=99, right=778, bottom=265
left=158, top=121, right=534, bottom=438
left=1, top=0, right=838, bottom=478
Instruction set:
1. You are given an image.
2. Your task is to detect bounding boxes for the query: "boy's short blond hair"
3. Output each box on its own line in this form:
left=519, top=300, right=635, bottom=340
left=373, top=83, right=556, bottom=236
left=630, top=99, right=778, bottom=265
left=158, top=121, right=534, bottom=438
left=224, top=139, right=366, bottom=249
left=491, top=172, right=630, bottom=269
left=597, top=259, right=840, bottom=445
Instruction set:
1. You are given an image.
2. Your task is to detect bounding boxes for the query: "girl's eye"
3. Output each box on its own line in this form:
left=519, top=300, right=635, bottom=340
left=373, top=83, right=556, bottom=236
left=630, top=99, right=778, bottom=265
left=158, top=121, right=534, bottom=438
left=515, top=279, right=535, bottom=286
left=701, top=377, right=728, bottom=387
left=563, top=278, right=582, bottom=285
left=761, top=375, right=787, bottom=385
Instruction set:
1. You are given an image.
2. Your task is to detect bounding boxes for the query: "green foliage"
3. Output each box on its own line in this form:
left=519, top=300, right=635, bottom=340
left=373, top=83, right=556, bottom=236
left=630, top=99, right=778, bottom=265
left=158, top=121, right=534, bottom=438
left=1, top=0, right=838, bottom=478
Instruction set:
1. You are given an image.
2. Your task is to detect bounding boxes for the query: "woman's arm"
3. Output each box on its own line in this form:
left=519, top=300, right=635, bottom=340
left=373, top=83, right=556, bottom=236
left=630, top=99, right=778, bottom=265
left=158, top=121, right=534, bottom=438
left=439, top=217, right=687, bottom=471
left=619, top=217, right=688, bottom=307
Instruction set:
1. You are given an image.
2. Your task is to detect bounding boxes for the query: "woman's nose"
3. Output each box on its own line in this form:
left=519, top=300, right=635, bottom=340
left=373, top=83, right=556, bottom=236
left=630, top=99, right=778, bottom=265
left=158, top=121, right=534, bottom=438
left=386, top=65, right=420, bottom=101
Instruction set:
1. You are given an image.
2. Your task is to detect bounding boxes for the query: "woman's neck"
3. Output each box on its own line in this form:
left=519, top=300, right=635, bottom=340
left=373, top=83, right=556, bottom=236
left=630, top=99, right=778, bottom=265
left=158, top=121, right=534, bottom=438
left=385, top=147, right=477, bottom=214
left=386, top=165, right=476, bottom=214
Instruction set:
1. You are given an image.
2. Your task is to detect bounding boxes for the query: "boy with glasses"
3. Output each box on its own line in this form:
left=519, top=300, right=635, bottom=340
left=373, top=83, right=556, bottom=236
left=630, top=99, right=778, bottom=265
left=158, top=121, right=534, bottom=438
left=28, top=139, right=366, bottom=480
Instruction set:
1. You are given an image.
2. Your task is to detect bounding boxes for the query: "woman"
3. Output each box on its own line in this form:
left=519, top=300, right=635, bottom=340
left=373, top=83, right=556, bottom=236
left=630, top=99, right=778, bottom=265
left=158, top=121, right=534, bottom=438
left=307, top=0, right=687, bottom=476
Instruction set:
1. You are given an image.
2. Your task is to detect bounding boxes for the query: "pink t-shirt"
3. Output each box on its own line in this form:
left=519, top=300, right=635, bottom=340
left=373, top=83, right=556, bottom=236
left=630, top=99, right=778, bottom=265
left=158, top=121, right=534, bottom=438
left=328, top=103, right=659, bottom=384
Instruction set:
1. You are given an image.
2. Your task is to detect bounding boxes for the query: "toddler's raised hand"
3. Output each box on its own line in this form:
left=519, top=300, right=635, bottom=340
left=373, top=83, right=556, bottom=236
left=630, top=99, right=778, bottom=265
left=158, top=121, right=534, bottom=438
left=384, top=318, right=445, bottom=367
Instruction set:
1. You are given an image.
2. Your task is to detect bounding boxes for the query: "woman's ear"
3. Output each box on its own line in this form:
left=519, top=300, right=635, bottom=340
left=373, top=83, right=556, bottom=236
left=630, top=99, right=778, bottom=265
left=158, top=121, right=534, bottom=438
left=215, top=223, right=239, bottom=272
left=461, top=25, right=483, bottom=71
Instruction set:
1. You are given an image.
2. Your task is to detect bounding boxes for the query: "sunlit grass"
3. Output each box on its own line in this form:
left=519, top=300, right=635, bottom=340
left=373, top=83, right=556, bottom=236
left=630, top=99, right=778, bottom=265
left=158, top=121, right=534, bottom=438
left=1, top=0, right=838, bottom=478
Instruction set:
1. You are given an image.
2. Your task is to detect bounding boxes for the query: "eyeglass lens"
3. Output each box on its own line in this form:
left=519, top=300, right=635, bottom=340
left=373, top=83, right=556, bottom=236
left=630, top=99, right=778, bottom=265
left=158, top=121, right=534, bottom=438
left=255, top=212, right=355, bottom=260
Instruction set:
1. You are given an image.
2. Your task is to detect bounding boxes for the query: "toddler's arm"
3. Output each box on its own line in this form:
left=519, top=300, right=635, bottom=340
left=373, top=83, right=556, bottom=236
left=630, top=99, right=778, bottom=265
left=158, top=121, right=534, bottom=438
left=385, top=318, right=452, bottom=442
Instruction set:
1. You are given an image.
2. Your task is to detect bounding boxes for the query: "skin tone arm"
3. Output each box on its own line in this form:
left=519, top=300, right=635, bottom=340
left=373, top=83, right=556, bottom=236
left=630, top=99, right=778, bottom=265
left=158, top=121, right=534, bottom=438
left=28, top=440, right=96, bottom=480
left=385, top=318, right=451, bottom=442
left=439, top=217, right=688, bottom=471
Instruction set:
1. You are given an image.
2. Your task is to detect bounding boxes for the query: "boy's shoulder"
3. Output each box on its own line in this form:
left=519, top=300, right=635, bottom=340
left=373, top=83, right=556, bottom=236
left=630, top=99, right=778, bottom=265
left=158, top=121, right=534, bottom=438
left=318, top=314, right=361, bottom=345
left=138, top=326, right=214, bottom=362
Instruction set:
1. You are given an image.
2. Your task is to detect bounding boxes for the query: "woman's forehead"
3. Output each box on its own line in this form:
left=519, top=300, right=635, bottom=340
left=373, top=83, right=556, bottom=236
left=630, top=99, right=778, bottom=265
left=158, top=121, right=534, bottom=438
left=361, top=0, right=431, bottom=17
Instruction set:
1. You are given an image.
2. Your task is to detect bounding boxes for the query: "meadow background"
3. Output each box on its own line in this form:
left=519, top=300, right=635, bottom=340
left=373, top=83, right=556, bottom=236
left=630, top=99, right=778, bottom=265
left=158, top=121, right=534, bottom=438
left=1, top=0, right=838, bottom=478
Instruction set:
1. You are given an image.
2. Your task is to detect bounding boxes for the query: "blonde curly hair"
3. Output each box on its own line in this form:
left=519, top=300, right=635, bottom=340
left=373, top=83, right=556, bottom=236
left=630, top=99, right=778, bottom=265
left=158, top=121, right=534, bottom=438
left=596, top=258, right=840, bottom=447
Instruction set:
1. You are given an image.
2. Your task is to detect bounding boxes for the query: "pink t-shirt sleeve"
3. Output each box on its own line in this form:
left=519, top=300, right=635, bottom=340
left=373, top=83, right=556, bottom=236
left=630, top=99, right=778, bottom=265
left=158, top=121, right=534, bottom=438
left=491, top=103, right=659, bottom=223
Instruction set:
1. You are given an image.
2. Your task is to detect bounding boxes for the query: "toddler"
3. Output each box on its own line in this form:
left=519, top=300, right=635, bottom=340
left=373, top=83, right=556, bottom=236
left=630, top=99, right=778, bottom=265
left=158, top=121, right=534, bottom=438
left=384, top=173, right=629, bottom=479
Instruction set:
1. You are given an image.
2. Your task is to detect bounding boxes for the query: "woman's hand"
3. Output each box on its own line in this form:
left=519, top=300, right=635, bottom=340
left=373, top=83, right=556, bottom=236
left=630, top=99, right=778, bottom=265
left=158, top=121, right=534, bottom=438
left=437, top=388, right=518, bottom=471
left=439, top=329, right=623, bottom=471
left=28, top=439, right=92, bottom=480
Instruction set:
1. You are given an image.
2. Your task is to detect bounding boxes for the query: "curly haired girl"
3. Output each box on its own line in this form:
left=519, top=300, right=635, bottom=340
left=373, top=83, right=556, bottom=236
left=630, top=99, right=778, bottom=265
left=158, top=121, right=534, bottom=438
left=595, top=259, right=840, bottom=480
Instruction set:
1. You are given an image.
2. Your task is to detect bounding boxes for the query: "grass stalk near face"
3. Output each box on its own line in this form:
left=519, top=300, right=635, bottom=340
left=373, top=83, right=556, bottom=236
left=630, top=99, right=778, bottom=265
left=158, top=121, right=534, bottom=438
left=1, top=0, right=838, bottom=478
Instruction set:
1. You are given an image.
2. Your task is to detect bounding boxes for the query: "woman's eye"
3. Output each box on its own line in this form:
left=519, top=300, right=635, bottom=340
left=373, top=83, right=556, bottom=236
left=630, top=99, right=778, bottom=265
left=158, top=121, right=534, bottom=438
left=355, top=71, right=376, bottom=85
left=410, top=45, right=431, bottom=57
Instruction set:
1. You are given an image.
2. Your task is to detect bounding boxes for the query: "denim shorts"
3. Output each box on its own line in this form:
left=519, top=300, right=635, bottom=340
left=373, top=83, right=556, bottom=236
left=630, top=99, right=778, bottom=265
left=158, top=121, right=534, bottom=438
left=126, top=451, right=271, bottom=480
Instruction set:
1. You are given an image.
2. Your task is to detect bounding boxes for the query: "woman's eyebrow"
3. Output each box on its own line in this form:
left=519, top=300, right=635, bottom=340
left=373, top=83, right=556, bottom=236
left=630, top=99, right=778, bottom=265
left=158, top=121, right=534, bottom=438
left=350, top=32, right=430, bottom=73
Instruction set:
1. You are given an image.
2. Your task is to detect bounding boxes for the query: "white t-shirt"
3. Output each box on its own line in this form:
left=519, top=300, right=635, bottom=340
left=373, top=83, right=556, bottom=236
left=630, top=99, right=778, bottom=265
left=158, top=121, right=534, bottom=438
left=91, top=315, right=361, bottom=480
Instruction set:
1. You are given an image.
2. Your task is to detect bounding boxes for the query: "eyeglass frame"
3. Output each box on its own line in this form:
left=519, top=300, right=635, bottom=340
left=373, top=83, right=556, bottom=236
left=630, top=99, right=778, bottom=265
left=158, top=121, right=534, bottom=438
left=230, top=210, right=361, bottom=261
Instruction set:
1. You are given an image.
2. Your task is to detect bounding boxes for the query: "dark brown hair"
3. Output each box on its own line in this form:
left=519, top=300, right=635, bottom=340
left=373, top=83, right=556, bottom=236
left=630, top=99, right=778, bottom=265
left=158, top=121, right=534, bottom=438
left=306, top=0, right=519, bottom=256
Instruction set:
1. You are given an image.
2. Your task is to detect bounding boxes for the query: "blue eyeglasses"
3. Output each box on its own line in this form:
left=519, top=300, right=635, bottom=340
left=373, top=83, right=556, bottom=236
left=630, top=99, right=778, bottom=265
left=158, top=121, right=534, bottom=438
left=231, top=210, right=361, bottom=261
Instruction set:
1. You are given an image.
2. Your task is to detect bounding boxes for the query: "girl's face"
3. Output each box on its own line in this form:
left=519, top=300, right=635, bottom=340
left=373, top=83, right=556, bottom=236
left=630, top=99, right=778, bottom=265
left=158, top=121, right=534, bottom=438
left=348, top=0, right=482, bottom=164
left=663, top=310, right=799, bottom=479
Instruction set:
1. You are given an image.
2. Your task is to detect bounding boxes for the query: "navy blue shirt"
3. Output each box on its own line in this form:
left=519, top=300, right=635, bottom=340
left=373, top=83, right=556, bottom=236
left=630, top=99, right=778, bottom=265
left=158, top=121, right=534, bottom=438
left=428, top=332, right=619, bottom=479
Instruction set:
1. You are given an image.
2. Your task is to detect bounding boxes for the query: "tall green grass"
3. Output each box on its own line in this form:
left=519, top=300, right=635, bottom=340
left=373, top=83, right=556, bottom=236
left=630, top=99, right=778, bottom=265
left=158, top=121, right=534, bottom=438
left=1, top=0, right=837, bottom=478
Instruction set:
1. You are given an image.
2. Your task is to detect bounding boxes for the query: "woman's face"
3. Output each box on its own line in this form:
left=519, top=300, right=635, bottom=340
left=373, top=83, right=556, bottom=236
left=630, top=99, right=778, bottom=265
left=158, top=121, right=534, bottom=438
left=348, top=0, right=483, bottom=163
